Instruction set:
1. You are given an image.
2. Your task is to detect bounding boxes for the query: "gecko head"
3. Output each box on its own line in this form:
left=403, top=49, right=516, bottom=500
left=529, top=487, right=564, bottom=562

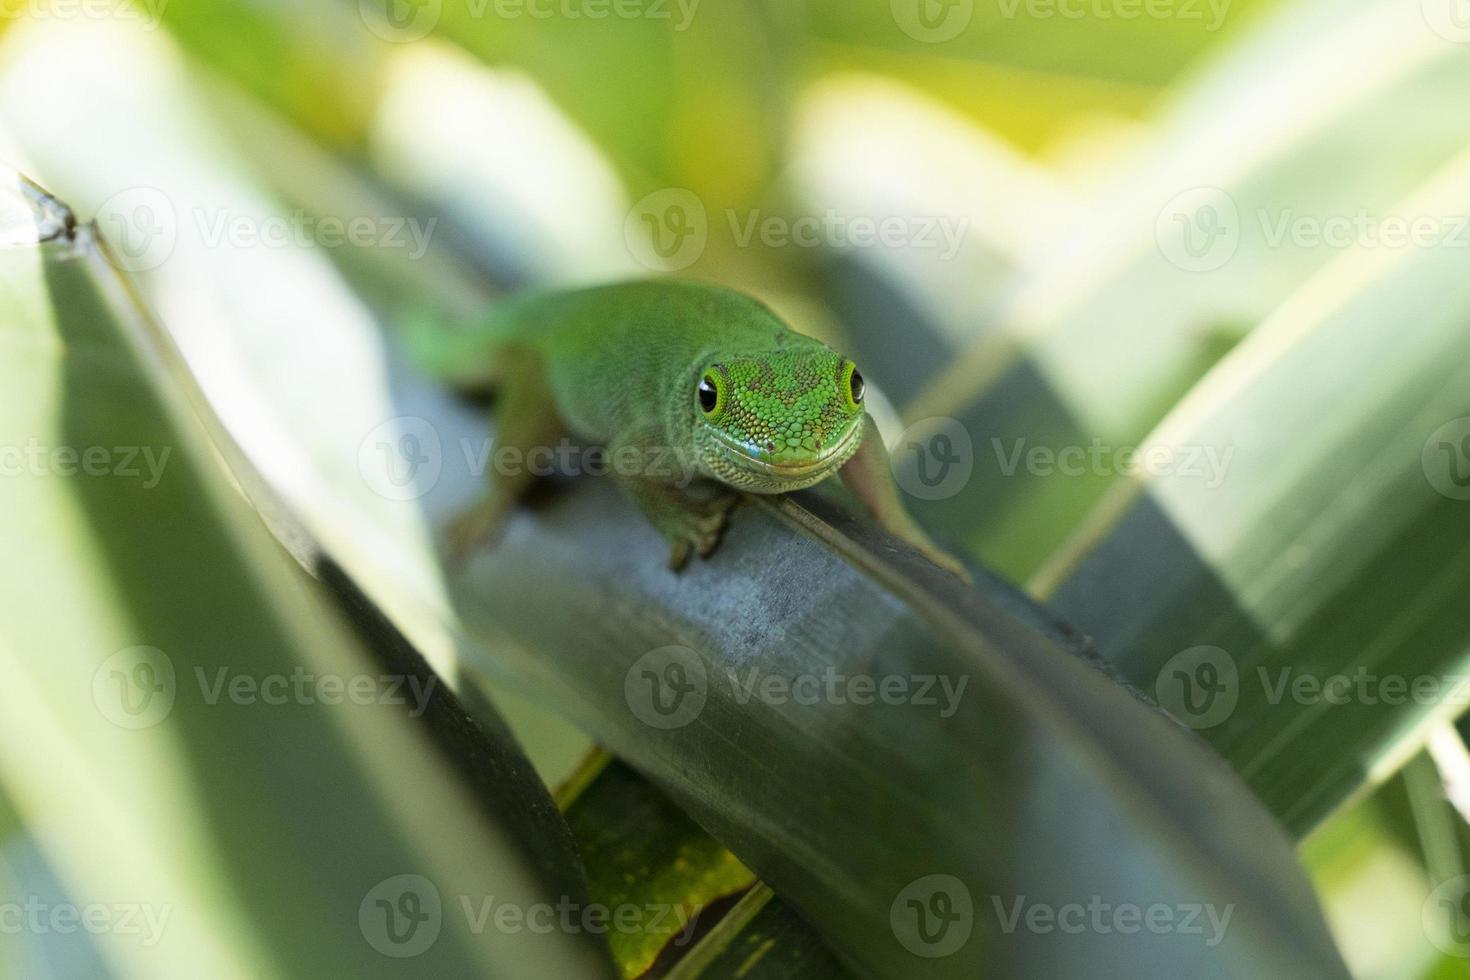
left=690, top=348, right=867, bottom=493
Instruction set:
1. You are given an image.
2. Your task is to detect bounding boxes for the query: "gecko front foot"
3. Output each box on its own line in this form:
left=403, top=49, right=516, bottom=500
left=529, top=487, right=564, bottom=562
left=664, top=496, right=738, bottom=571
left=616, top=477, right=739, bottom=572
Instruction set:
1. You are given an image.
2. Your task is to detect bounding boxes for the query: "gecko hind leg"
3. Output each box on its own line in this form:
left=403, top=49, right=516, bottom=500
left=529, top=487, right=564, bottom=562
left=443, top=345, right=565, bottom=563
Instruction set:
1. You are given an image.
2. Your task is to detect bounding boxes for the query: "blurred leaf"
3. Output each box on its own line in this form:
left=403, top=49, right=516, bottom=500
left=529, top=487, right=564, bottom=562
left=159, top=0, right=386, bottom=147
left=803, top=0, right=1279, bottom=148
left=1036, top=144, right=1470, bottom=835
left=789, top=72, right=1075, bottom=400
left=563, top=756, right=757, bottom=977
left=864, top=0, right=1470, bottom=578
left=0, top=173, right=613, bottom=977
left=667, top=886, right=854, bottom=980
left=420, top=0, right=787, bottom=194
left=1300, top=768, right=1445, bottom=979
left=0, top=16, right=604, bottom=783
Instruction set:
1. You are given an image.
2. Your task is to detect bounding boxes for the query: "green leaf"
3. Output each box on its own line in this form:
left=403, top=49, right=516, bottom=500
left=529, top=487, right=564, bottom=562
left=666, top=886, right=855, bottom=980
left=563, top=755, right=758, bottom=977
left=875, top=0, right=1470, bottom=578
left=3, top=16, right=1351, bottom=977
left=0, top=174, right=613, bottom=977
left=1036, top=145, right=1470, bottom=835
left=438, top=479, right=1347, bottom=977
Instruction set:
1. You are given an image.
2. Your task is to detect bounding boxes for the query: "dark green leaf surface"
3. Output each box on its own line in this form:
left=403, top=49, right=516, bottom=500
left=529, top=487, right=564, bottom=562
left=432, top=464, right=1347, bottom=977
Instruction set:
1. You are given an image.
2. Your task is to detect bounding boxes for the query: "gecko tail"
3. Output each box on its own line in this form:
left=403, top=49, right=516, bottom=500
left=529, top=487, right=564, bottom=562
left=400, top=302, right=510, bottom=390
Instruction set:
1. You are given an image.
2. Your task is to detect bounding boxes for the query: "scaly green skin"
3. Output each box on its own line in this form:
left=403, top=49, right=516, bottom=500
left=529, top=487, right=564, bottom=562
left=412, top=280, right=967, bottom=578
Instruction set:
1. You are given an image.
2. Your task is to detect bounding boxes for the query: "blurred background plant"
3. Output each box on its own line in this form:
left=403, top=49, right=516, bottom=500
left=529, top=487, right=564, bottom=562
left=3, top=0, right=1470, bottom=976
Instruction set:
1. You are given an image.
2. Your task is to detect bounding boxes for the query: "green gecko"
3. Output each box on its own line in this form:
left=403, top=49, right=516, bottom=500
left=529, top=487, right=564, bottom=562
left=411, top=280, right=968, bottom=580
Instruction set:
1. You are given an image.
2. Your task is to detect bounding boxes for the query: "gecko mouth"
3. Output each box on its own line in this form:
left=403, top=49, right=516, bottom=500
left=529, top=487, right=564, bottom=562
left=710, top=421, right=863, bottom=481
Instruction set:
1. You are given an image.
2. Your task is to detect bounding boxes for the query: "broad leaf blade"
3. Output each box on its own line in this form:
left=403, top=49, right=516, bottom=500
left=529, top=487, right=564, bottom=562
left=1039, top=146, right=1470, bottom=835
left=438, top=474, right=1347, bottom=977
left=888, top=0, right=1470, bottom=578
left=0, top=177, right=613, bottom=977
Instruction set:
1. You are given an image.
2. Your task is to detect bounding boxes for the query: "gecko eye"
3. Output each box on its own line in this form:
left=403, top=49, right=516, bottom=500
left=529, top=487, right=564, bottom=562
left=697, top=374, right=721, bottom=414
left=840, top=361, right=865, bottom=410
